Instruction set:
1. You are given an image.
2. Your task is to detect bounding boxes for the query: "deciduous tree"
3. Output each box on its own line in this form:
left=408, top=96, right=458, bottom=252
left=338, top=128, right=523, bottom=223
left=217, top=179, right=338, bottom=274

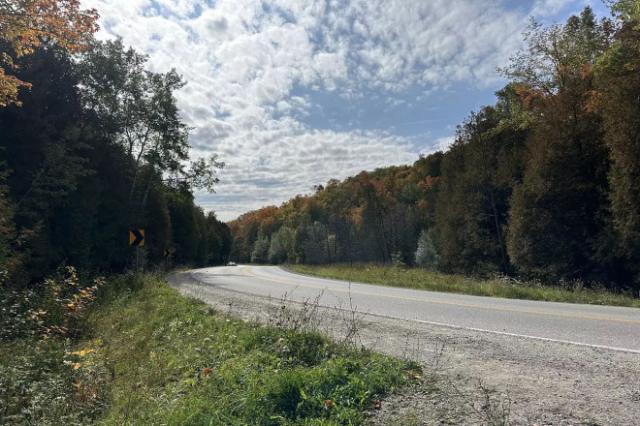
left=0, top=0, right=98, bottom=106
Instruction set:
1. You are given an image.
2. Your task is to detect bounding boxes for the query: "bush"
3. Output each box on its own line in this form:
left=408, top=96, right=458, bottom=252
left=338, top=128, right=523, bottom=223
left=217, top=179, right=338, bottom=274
left=1, top=266, right=104, bottom=340
left=415, top=230, right=439, bottom=270
left=251, top=235, right=270, bottom=264
left=0, top=267, right=109, bottom=425
left=269, top=232, right=288, bottom=264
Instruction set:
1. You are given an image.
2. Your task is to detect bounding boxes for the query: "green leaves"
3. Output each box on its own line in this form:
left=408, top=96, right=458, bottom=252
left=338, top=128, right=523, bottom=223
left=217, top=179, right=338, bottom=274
left=80, top=40, right=190, bottom=175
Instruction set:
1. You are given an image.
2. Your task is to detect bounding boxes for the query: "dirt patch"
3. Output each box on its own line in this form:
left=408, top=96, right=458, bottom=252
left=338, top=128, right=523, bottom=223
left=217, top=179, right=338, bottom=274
left=169, top=272, right=640, bottom=425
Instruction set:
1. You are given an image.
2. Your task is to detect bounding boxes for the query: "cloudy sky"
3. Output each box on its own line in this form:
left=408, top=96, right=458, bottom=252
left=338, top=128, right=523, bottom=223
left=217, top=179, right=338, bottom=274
left=82, top=0, right=608, bottom=221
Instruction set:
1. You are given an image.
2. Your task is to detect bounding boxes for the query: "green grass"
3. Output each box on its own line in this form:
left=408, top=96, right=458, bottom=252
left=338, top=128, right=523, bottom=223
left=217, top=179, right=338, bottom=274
left=92, top=274, right=416, bottom=425
left=0, top=273, right=417, bottom=425
left=288, top=264, right=640, bottom=308
left=0, top=338, right=107, bottom=425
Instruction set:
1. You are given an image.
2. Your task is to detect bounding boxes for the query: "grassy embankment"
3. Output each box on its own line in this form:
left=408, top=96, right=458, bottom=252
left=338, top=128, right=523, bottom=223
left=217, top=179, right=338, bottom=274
left=1, top=273, right=419, bottom=425
left=288, top=264, right=640, bottom=308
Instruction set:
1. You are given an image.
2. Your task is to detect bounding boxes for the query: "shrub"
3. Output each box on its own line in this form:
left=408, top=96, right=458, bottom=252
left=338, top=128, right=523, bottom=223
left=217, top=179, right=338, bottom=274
left=415, top=230, right=439, bottom=270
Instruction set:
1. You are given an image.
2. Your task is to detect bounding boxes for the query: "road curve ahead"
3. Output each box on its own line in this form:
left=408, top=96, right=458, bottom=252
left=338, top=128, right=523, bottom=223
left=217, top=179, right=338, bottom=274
left=187, top=265, right=640, bottom=354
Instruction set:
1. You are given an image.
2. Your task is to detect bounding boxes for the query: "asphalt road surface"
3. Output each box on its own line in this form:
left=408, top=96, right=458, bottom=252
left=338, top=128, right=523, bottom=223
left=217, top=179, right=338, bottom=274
left=187, top=265, right=640, bottom=354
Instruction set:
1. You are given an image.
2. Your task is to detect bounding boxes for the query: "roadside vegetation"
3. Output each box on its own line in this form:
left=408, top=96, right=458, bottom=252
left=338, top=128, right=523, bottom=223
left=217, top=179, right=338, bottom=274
left=289, top=264, right=640, bottom=308
left=1, top=272, right=418, bottom=425
left=0, top=2, right=231, bottom=290
left=230, top=4, right=640, bottom=296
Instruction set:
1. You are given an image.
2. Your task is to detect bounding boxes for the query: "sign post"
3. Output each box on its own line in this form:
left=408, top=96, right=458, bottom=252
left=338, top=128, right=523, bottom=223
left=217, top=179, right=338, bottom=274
left=129, top=228, right=145, bottom=272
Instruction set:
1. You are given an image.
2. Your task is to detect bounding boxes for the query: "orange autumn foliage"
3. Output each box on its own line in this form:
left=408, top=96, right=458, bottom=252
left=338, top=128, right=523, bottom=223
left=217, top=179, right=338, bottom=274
left=0, top=0, right=99, bottom=106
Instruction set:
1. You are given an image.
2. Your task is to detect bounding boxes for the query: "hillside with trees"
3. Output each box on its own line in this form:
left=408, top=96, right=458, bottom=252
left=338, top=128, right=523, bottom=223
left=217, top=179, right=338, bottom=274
left=230, top=5, right=640, bottom=293
left=0, top=3, right=231, bottom=288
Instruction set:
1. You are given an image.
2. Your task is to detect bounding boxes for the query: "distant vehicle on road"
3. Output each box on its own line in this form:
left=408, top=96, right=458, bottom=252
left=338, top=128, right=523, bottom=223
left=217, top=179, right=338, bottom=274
left=227, top=261, right=237, bottom=266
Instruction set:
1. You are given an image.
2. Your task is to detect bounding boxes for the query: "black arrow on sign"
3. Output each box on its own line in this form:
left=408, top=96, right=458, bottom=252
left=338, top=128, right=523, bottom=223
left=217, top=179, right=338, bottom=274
left=129, top=229, right=145, bottom=247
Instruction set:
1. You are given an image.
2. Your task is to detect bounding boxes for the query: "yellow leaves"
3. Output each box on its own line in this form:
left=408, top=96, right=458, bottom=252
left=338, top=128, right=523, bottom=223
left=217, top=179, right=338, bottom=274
left=35, top=268, right=105, bottom=338
left=70, top=348, right=95, bottom=357
left=0, top=0, right=99, bottom=107
left=0, top=66, right=30, bottom=107
left=63, top=359, right=82, bottom=370
left=65, top=347, right=96, bottom=370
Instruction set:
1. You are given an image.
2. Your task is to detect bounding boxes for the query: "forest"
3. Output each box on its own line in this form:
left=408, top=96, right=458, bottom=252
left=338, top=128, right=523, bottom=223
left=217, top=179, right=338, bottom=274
left=0, top=3, right=231, bottom=288
left=230, top=4, right=640, bottom=292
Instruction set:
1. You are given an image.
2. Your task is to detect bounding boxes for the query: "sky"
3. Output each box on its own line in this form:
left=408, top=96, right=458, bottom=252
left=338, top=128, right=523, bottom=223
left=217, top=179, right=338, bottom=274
left=82, top=0, right=609, bottom=221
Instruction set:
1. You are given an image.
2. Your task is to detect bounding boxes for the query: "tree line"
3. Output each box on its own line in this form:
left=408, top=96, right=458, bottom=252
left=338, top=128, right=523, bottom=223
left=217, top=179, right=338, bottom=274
left=230, top=5, right=640, bottom=292
left=0, top=1, right=231, bottom=287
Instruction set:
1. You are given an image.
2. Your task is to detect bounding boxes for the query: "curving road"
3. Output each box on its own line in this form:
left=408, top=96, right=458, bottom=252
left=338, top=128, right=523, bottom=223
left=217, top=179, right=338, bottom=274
left=185, top=265, right=640, bottom=354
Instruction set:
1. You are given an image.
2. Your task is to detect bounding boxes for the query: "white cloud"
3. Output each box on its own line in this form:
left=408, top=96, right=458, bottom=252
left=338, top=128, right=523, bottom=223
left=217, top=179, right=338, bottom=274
left=196, top=126, right=417, bottom=220
left=81, top=0, right=583, bottom=221
left=434, top=136, right=456, bottom=153
left=531, top=0, right=575, bottom=17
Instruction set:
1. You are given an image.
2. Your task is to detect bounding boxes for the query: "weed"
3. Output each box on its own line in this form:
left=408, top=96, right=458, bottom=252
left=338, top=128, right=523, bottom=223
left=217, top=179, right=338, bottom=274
left=92, top=275, right=416, bottom=425
left=289, top=264, right=640, bottom=307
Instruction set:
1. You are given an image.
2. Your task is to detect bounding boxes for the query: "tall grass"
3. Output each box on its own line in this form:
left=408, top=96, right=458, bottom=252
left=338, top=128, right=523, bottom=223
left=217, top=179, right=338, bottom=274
left=91, top=275, right=417, bottom=425
left=288, top=264, right=640, bottom=308
left=1, top=273, right=418, bottom=425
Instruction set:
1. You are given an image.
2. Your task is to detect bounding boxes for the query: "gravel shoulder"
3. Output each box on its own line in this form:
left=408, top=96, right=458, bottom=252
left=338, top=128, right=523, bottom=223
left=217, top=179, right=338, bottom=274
left=169, top=271, right=640, bottom=425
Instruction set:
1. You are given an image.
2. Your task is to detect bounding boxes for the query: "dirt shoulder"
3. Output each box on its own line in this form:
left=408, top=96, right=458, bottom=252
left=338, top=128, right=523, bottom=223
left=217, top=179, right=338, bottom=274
left=169, top=271, right=640, bottom=425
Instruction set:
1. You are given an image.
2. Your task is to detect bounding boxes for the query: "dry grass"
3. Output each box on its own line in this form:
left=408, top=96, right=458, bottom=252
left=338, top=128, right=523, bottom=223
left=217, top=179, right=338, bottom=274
left=288, top=264, right=640, bottom=308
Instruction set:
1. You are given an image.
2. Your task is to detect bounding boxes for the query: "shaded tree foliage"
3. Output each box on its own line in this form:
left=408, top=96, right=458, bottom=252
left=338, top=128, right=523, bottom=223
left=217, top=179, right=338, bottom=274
left=595, top=16, right=640, bottom=285
left=506, top=8, right=613, bottom=281
left=0, top=42, right=230, bottom=287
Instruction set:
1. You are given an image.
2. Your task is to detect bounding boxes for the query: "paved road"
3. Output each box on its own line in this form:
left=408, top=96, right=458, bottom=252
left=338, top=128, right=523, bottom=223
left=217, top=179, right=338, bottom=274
left=187, top=265, right=640, bottom=353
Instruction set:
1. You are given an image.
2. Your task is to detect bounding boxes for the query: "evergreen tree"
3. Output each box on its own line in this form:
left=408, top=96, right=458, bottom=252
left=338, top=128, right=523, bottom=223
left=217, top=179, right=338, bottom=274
left=415, top=229, right=439, bottom=270
left=595, top=16, right=640, bottom=287
left=268, top=232, right=287, bottom=264
left=507, top=9, right=612, bottom=280
left=251, top=235, right=270, bottom=264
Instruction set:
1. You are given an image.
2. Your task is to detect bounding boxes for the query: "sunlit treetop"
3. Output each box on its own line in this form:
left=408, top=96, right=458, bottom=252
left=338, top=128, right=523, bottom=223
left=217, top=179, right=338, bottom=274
left=609, top=0, right=640, bottom=22
left=0, top=0, right=99, bottom=106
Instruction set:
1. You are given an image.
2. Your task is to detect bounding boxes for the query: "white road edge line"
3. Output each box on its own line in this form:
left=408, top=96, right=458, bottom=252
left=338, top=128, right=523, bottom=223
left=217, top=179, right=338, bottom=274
left=184, top=271, right=640, bottom=355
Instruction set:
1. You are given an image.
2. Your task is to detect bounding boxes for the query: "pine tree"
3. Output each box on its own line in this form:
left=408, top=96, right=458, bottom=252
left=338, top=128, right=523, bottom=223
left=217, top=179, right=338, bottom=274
left=415, top=230, right=439, bottom=270
left=251, top=235, right=270, bottom=264
left=595, top=17, right=640, bottom=287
